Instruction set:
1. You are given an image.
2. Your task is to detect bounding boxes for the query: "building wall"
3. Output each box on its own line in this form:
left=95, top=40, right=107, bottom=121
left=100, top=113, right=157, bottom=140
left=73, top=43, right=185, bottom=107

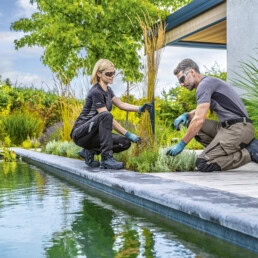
left=227, top=0, right=258, bottom=93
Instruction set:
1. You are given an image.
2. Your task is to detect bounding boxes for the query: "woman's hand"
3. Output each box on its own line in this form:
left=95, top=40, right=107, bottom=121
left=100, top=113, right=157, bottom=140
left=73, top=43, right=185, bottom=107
left=125, top=131, right=141, bottom=143
left=139, top=103, right=152, bottom=113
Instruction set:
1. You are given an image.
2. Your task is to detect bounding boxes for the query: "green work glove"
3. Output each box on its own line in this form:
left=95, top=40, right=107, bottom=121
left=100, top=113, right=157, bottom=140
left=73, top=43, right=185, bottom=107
left=125, top=131, right=141, bottom=143
left=166, top=140, right=186, bottom=156
left=173, top=113, right=188, bottom=131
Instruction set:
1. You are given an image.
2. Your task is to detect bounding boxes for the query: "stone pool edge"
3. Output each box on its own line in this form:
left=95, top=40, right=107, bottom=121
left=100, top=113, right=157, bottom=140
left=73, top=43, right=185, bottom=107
left=13, top=148, right=258, bottom=254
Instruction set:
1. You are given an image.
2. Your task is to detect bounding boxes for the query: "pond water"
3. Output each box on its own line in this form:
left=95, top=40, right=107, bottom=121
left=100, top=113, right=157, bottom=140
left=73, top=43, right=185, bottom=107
left=0, top=161, right=256, bottom=258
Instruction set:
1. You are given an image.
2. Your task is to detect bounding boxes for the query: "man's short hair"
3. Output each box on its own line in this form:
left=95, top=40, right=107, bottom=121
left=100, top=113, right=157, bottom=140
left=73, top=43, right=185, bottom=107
left=173, top=59, right=200, bottom=75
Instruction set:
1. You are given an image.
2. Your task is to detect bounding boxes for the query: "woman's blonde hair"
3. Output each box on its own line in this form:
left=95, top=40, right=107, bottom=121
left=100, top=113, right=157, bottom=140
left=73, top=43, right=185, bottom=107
left=90, top=59, right=115, bottom=85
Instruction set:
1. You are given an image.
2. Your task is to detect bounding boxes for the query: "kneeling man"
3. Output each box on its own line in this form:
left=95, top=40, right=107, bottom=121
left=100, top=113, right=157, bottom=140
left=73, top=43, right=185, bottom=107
left=167, top=58, right=258, bottom=172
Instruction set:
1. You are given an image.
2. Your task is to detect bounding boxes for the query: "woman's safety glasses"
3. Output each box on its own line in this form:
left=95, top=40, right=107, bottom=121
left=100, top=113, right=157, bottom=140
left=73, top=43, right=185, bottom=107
left=102, top=71, right=116, bottom=77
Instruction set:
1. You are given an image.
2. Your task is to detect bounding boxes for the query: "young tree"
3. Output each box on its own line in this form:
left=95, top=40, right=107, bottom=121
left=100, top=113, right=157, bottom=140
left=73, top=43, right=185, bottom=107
left=11, top=0, right=191, bottom=84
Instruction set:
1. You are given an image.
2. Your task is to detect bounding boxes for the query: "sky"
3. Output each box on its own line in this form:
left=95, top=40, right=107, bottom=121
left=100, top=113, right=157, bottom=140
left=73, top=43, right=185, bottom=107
left=0, top=0, right=227, bottom=98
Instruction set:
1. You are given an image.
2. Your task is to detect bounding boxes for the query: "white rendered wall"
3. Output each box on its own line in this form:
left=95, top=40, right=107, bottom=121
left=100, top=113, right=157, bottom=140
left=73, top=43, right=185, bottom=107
left=227, top=0, right=258, bottom=93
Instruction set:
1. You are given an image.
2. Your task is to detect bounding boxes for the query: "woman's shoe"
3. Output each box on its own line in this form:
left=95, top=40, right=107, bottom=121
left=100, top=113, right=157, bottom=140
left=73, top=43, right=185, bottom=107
left=79, top=149, right=100, bottom=167
left=100, top=154, right=124, bottom=170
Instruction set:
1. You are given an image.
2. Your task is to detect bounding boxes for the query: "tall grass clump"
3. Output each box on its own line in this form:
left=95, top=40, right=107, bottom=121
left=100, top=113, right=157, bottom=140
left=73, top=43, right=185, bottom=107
left=136, top=14, right=166, bottom=147
left=59, top=97, right=82, bottom=141
left=52, top=77, right=83, bottom=141
left=231, top=52, right=258, bottom=136
left=2, top=112, right=44, bottom=145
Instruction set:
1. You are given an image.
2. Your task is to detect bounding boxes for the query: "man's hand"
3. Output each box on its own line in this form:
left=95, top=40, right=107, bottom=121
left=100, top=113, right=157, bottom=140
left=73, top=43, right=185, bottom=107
left=125, top=131, right=141, bottom=143
left=173, top=113, right=188, bottom=131
left=166, top=140, right=186, bottom=156
left=139, top=103, right=152, bottom=113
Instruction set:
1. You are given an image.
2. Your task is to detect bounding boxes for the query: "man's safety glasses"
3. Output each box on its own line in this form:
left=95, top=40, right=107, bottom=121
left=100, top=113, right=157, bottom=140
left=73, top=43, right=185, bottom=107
left=178, top=70, right=190, bottom=84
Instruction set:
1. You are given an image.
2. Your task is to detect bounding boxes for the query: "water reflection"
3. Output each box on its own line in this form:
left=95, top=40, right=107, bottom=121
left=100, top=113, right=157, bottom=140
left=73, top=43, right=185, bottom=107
left=0, top=161, right=256, bottom=258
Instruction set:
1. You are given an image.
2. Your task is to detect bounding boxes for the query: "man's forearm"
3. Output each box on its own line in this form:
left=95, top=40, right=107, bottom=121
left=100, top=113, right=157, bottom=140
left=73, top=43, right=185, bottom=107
left=182, top=117, right=204, bottom=144
left=112, top=119, right=127, bottom=135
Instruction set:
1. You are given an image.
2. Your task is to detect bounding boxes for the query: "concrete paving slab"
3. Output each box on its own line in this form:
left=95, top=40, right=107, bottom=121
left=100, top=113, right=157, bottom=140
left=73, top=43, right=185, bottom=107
left=151, top=162, right=258, bottom=198
left=12, top=148, right=258, bottom=254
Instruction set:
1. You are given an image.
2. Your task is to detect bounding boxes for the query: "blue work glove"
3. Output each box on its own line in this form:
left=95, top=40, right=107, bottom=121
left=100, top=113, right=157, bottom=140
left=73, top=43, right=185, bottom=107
left=139, top=103, right=152, bottom=113
left=173, top=113, right=188, bottom=131
left=125, top=131, right=141, bottom=143
left=166, top=140, right=186, bottom=156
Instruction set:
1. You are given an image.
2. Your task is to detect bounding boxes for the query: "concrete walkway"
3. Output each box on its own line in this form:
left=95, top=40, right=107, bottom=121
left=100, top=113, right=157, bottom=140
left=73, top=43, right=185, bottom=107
left=12, top=148, right=258, bottom=254
left=152, top=162, right=258, bottom=198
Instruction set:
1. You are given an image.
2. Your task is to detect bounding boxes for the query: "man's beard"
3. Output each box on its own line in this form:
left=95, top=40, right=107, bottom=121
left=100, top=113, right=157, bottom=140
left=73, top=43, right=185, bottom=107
left=186, top=82, right=195, bottom=91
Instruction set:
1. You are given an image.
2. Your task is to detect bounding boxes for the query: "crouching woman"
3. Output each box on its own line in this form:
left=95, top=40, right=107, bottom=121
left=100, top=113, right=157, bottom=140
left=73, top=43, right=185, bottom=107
left=71, top=59, right=151, bottom=170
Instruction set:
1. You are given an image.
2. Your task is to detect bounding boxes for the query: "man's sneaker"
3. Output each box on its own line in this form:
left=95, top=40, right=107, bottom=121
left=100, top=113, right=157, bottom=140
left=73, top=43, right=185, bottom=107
left=78, top=149, right=100, bottom=167
left=100, top=155, right=124, bottom=170
left=247, top=139, right=258, bottom=163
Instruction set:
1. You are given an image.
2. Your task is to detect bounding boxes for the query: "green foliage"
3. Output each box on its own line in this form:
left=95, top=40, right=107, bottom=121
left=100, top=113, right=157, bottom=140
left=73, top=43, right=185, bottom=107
left=0, top=120, right=8, bottom=143
left=44, top=140, right=81, bottom=158
left=204, top=62, right=227, bottom=81
left=3, top=148, right=17, bottom=162
left=11, top=0, right=191, bottom=83
left=158, top=87, right=196, bottom=123
left=2, top=136, right=16, bottom=162
left=231, top=53, right=258, bottom=137
left=44, top=140, right=59, bottom=154
left=21, top=137, right=33, bottom=149
left=2, top=112, right=44, bottom=146
left=114, top=145, right=197, bottom=172
left=0, top=84, right=62, bottom=128
left=11, top=86, right=62, bottom=128
left=21, top=136, right=40, bottom=149
left=3, top=136, right=11, bottom=148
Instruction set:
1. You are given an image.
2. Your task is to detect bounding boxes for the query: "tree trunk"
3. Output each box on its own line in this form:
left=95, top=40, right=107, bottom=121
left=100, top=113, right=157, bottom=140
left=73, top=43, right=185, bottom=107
left=126, top=81, right=129, bottom=129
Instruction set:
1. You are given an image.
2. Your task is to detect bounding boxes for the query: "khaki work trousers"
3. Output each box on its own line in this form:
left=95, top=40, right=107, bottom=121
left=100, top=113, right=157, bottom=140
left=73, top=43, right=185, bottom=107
left=195, top=119, right=254, bottom=171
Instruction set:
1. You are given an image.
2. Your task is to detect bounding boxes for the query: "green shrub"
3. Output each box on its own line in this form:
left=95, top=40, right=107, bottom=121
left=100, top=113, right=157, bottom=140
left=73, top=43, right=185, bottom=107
left=21, top=137, right=33, bottom=149
left=44, top=140, right=59, bottom=154
left=2, top=112, right=44, bottom=145
left=44, top=140, right=81, bottom=158
left=114, top=146, right=197, bottom=172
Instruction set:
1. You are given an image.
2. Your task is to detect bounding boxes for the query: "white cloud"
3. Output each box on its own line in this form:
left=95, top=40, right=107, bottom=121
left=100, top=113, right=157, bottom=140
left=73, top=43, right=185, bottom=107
left=16, top=0, right=38, bottom=18
left=0, top=31, right=44, bottom=56
left=0, top=31, right=24, bottom=44
left=0, top=30, right=50, bottom=89
left=2, top=70, right=42, bottom=86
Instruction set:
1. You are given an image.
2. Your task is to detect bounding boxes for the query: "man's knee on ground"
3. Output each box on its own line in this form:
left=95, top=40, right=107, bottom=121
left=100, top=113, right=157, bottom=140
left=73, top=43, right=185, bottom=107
left=196, top=158, right=221, bottom=172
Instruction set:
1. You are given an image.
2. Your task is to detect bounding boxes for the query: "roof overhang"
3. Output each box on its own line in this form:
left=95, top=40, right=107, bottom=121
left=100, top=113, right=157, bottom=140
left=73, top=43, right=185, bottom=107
left=165, top=0, right=227, bottom=49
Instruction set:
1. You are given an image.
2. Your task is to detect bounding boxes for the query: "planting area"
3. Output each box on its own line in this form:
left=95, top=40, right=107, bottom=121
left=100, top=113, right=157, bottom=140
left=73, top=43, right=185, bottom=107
left=0, top=60, right=257, bottom=172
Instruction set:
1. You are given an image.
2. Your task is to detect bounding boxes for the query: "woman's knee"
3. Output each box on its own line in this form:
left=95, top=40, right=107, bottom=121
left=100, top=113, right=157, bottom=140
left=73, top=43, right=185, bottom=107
left=113, top=136, right=131, bottom=152
left=99, top=111, right=113, bottom=121
left=122, top=137, right=131, bottom=150
left=196, top=158, right=221, bottom=172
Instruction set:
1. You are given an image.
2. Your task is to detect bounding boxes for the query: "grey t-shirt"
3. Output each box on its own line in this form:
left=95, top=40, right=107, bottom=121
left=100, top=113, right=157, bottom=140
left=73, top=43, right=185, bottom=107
left=196, top=76, right=248, bottom=122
